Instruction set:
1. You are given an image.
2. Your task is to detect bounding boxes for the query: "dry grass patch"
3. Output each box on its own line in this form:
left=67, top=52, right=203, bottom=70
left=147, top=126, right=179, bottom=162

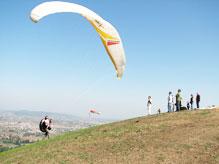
left=1, top=109, right=219, bottom=164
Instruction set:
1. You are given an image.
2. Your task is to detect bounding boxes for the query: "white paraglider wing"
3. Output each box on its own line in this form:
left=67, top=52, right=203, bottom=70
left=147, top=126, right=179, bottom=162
left=30, top=1, right=126, bottom=78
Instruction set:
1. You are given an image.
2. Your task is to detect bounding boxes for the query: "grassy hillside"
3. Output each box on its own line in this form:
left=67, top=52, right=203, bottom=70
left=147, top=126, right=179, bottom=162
left=1, top=109, right=219, bottom=164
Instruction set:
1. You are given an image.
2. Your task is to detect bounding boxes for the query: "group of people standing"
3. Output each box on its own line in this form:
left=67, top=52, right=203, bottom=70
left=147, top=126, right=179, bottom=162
left=168, top=89, right=201, bottom=112
left=187, top=93, right=201, bottom=110
left=146, top=89, right=201, bottom=115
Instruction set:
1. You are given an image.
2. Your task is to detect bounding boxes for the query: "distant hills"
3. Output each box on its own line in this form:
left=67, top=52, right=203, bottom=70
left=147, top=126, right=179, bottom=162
left=0, top=110, right=115, bottom=123
left=0, top=110, right=83, bottom=122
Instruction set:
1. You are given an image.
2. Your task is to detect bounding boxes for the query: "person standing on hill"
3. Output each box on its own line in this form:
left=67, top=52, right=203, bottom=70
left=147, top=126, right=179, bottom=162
left=147, top=96, right=152, bottom=115
left=168, top=92, right=173, bottom=112
left=175, top=89, right=182, bottom=112
left=196, top=93, right=201, bottom=109
left=190, top=94, right=194, bottom=110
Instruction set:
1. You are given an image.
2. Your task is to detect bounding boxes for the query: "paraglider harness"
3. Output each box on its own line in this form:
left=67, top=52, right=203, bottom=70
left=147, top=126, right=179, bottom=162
left=39, top=118, right=52, bottom=137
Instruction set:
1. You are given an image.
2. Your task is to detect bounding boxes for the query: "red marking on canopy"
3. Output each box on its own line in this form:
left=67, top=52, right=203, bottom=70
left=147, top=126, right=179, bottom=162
left=107, top=40, right=120, bottom=46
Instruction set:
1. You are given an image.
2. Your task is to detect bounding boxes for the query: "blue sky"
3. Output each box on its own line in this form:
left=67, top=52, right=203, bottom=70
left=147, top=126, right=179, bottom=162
left=0, top=0, right=218, bottom=119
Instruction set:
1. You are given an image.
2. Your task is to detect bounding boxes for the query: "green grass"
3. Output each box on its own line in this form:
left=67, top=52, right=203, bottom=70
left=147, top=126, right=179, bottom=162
left=1, top=109, right=219, bottom=164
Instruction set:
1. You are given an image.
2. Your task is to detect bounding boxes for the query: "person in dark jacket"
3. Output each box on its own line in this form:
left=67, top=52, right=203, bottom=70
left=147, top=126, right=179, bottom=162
left=175, top=89, right=182, bottom=112
left=190, top=94, right=194, bottom=110
left=187, top=101, right=190, bottom=110
left=196, top=93, right=201, bottom=109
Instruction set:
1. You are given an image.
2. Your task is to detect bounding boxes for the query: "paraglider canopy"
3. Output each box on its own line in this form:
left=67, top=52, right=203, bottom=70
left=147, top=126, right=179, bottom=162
left=30, top=1, right=126, bottom=79
left=89, top=109, right=100, bottom=115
